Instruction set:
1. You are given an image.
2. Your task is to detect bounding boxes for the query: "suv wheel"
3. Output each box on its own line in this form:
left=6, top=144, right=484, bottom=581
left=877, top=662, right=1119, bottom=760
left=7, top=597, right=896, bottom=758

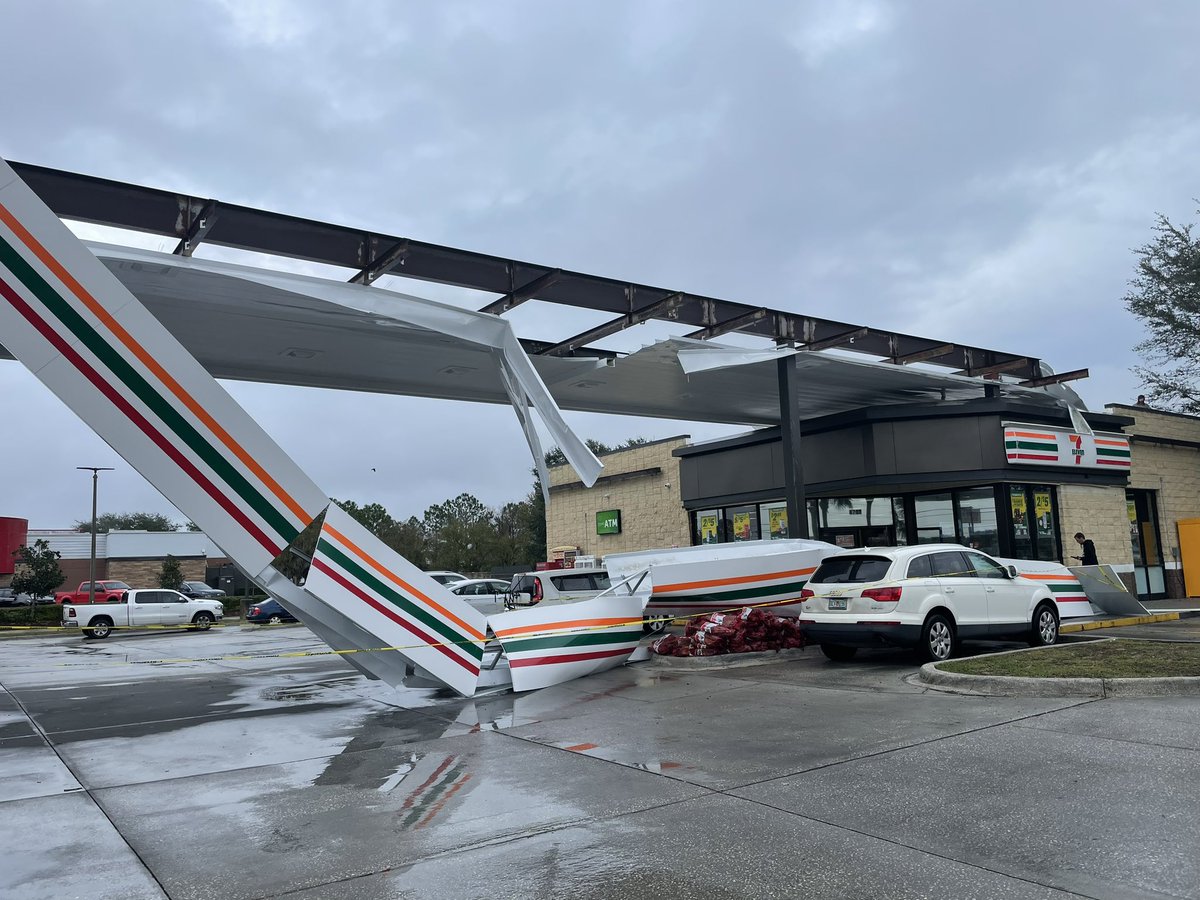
left=1029, top=603, right=1059, bottom=647
left=919, top=613, right=955, bottom=662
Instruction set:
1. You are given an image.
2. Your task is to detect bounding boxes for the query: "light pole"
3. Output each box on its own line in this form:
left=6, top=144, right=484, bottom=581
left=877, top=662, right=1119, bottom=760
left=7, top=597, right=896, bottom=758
left=77, top=467, right=113, bottom=604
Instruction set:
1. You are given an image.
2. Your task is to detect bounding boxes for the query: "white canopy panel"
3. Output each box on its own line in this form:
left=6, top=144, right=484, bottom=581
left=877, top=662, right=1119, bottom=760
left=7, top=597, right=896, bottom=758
left=2, top=243, right=1072, bottom=428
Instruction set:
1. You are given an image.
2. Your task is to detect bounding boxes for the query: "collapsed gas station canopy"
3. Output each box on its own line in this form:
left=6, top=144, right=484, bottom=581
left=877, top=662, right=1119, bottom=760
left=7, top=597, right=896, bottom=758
left=0, top=161, right=1086, bottom=430
left=72, top=244, right=1073, bottom=427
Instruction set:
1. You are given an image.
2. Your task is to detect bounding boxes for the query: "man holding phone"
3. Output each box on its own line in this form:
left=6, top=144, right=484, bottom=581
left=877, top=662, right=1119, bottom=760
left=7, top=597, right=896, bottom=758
left=1072, top=532, right=1098, bottom=565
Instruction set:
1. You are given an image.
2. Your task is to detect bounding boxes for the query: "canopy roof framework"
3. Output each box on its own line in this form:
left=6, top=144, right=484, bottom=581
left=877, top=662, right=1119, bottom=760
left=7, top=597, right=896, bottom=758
left=7, top=161, right=1076, bottom=384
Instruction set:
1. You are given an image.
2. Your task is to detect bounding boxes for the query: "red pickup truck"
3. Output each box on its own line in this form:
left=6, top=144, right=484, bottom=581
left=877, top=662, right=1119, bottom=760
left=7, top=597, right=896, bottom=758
left=55, top=580, right=133, bottom=604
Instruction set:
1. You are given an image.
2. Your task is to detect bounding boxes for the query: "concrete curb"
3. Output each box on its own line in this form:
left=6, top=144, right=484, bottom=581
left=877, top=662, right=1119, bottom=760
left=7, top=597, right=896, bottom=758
left=649, top=647, right=810, bottom=670
left=0, top=618, right=246, bottom=640
left=1060, top=609, right=1200, bottom=634
left=919, top=639, right=1200, bottom=697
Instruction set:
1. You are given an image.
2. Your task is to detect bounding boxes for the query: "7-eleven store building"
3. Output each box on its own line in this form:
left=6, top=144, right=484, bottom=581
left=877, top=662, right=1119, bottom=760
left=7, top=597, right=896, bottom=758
left=669, top=400, right=1199, bottom=602
left=550, top=399, right=1200, bottom=603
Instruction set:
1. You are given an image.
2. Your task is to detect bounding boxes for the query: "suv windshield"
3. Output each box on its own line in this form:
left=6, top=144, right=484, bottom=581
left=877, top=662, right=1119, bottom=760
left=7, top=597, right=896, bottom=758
left=809, top=556, right=892, bottom=584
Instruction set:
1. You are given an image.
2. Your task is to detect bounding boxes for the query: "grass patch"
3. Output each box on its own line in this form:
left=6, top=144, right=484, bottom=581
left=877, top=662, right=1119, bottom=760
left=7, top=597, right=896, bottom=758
left=940, top=639, right=1200, bottom=679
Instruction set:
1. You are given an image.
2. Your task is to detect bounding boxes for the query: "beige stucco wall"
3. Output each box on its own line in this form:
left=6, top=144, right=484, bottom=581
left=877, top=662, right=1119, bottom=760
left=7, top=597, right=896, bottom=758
left=1107, top=404, right=1200, bottom=590
left=1054, top=484, right=1133, bottom=569
left=546, top=437, right=690, bottom=561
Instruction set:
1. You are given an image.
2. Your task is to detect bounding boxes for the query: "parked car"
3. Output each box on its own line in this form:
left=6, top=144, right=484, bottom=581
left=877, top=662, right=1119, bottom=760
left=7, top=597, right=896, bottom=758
left=506, top=568, right=612, bottom=608
left=449, top=578, right=513, bottom=614
left=62, top=589, right=224, bottom=639
left=798, top=544, right=1060, bottom=663
left=55, top=580, right=132, bottom=604
left=180, top=581, right=226, bottom=600
left=425, top=570, right=468, bottom=586
left=246, top=598, right=298, bottom=625
left=0, top=590, right=45, bottom=606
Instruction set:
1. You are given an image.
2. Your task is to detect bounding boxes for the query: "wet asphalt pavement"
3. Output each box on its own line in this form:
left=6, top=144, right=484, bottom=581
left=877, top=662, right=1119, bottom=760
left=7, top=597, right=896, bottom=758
left=2, top=623, right=1199, bottom=899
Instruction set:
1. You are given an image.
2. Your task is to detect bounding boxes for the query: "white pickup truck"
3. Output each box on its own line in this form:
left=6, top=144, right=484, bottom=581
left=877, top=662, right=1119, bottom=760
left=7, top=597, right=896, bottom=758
left=62, top=589, right=224, bottom=639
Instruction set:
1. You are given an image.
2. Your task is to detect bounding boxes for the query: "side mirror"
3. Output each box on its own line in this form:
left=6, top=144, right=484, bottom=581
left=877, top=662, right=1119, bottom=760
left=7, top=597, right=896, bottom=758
left=1006, top=565, right=1019, bottom=579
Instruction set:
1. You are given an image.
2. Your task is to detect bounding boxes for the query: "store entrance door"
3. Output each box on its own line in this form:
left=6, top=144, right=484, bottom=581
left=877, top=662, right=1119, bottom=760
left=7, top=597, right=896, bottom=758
left=1126, top=489, right=1166, bottom=599
left=818, top=525, right=896, bottom=550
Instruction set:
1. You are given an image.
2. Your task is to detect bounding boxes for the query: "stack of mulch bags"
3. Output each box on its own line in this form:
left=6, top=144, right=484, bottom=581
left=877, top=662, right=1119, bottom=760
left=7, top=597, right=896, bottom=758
left=651, top=607, right=805, bottom=657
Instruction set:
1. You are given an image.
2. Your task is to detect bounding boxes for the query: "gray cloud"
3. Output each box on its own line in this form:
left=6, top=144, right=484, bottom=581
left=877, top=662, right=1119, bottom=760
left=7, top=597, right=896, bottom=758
left=2, top=0, right=1197, bottom=527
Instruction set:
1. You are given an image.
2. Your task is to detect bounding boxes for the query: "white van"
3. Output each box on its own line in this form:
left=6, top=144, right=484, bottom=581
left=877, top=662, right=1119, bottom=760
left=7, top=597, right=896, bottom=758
left=506, top=567, right=611, bottom=608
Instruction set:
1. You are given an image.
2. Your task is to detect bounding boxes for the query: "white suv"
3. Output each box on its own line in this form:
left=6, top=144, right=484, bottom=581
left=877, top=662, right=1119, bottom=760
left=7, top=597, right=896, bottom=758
left=798, top=544, right=1060, bottom=663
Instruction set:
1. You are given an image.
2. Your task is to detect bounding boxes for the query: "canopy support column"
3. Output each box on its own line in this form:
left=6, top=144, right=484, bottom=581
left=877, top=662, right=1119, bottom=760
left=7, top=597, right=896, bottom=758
left=777, top=355, right=808, bottom=538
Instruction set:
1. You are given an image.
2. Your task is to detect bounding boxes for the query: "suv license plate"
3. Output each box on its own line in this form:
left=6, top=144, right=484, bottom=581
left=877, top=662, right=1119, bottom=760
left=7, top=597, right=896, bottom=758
left=828, top=598, right=848, bottom=610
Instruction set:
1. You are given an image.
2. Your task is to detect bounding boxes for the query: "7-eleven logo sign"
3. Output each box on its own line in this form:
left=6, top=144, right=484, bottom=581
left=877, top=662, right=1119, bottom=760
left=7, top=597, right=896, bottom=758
left=1070, top=434, right=1084, bottom=464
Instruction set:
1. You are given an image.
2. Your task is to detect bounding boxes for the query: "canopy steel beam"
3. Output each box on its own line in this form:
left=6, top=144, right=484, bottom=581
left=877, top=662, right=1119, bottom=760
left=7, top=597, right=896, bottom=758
left=958, top=357, right=1036, bottom=378
left=350, top=238, right=409, bottom=285
left=891, top=342, right=956, bottom=365
left=804, top=326, right=870, bottom=352
left=1019, top=367, right=1089, bottom=388
left=478, top=269, right=562, bottom=315
left=8, top=160, right=1047, bottom=379
left=685, top=307, right=769, bottom=341
left=777, top=355, right=808, bottom=539
left=173, top=199, right=218, bottom=257
left=541, top=291, right=683, bottom=357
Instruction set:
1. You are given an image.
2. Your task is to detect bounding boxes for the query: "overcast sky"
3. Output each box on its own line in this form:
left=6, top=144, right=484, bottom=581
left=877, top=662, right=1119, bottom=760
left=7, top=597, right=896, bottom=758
left=2, top=1, right=1198, bottom=530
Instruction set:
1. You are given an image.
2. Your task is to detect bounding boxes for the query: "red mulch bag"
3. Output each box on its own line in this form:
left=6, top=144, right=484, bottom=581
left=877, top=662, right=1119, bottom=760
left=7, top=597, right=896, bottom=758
left=659, top=608, right=806, bottom=657
left=651, top=634, right=681, bottom=656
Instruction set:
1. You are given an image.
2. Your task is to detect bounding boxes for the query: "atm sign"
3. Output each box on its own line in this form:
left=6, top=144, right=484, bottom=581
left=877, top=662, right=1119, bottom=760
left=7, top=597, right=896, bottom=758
left=596, top=510, right=622, bottom=535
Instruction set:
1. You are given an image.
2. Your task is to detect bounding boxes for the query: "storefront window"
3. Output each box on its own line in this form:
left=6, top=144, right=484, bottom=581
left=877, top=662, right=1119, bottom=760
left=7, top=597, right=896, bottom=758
left=808, top=497, right=899, bottom=547
left=1006, top=485, right=1060, bottom=562
left=891, top=497, right=909, bottom=545
left=1031, top=485, right=1059, bottom=562
left=1010, top=485, right=1033, bottom=559
left=806, top=499, right=821, bottom=536
left=727, top=505, right=759, bottom=542
left=759, top=502, right=789, bottom=539
left=914, top=493, right=954, bottom=544
left=957, top=487, right=1000, bottom=556
left=696, top=509, right=720, bottom=545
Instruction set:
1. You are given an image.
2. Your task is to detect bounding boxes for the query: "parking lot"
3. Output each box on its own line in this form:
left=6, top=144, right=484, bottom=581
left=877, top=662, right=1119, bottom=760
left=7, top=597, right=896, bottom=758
left=3, top=623, right=1199, bottom=899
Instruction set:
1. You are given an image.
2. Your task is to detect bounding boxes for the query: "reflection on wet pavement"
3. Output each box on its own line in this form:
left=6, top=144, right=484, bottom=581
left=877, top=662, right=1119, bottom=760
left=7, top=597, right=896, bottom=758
left=395, top=753, right=473, bottom=830
left=93, top=728, right=704, bottom=900
left=7, top=627, right=1199, bottom=900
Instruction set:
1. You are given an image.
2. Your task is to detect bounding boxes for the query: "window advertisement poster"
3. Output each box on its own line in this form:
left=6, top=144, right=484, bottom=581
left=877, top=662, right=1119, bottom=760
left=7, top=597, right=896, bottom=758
left=1010, top=488, right=1027, bottom=522
left=596, top=510, right=621, bottom=535
left=732, top=512, right=752, bottom=541
left=699, top=512, right=719, bottom=544
left=768, top=506, right=788, bottom=539
left=1034, top=490, right=1052, bottom=523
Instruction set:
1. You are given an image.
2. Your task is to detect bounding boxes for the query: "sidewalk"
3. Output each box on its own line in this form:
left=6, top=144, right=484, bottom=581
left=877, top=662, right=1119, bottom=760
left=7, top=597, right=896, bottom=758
left=1143, top=597, right=1200, bottom=612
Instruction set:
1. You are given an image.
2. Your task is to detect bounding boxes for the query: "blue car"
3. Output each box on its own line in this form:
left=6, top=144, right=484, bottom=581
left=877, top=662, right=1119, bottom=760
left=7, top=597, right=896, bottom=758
left=245, top=598, right=298, bottom=625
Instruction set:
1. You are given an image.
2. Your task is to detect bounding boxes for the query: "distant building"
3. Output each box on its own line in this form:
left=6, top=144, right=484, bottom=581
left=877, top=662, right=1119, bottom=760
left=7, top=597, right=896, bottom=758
left=25, top=529, right=237, bottom=590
